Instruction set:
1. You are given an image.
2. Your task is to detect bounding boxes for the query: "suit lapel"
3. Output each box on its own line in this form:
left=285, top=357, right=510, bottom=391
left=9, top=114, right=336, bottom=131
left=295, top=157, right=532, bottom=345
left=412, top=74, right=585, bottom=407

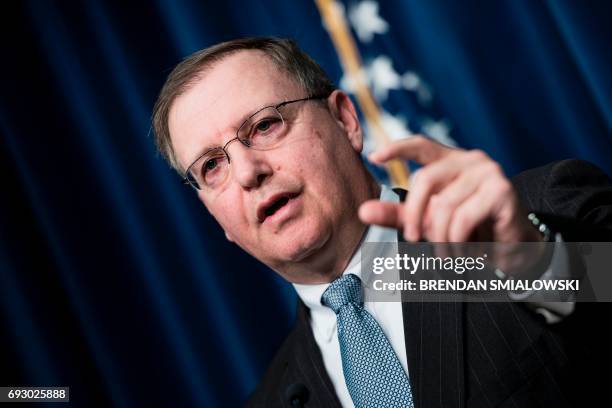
left=284, top=299, right=342, bottom=407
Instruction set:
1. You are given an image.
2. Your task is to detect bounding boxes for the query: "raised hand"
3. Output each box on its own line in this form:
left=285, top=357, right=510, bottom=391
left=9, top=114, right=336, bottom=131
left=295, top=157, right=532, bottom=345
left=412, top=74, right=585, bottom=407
left=359, top=136, right=542, bottom=243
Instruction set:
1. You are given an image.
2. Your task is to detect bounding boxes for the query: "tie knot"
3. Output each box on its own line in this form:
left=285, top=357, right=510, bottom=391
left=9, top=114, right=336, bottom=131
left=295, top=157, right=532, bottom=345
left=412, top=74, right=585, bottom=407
left=321, top=274, right=363, bottom=313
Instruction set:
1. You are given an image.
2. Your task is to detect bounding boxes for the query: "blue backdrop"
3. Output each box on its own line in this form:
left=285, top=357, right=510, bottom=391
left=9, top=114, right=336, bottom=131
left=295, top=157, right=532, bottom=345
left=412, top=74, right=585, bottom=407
left=1, top=1, right=611, bottom=406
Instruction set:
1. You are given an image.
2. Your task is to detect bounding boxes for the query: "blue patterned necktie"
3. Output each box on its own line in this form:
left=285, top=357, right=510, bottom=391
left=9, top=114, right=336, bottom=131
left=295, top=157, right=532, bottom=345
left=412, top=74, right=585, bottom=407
left=321, top=274, right=414, bottom=408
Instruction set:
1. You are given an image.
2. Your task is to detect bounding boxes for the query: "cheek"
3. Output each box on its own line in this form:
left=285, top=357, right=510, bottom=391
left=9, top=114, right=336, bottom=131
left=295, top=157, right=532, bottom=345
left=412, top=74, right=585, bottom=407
left=203, top=190, right=250, bottom=233
left=302, top=136, right=336, bottom=174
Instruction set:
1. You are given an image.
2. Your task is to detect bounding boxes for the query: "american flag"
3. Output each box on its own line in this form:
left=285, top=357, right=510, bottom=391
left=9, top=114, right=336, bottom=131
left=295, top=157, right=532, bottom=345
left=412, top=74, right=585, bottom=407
left=317, top=0, right=458, bottom=186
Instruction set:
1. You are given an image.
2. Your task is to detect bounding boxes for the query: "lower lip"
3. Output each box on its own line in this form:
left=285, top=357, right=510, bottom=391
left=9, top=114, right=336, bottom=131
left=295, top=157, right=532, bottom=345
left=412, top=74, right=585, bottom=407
left=262, top=195, right=301, bottom=227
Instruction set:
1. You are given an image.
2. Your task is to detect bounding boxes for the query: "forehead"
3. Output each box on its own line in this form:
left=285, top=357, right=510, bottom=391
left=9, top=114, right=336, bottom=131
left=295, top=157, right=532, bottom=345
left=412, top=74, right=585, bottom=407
left=168, top=50, right=303, bottom=169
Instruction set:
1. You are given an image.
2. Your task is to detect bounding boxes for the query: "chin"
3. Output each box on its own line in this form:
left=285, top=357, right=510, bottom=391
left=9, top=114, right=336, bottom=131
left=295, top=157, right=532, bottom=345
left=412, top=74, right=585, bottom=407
left=277, top=226, right=330, bottom=263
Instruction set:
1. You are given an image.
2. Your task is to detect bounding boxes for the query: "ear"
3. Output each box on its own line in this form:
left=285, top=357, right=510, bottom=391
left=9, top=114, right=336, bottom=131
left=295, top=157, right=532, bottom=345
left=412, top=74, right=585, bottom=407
left=327, top=90, right=363, bottom=153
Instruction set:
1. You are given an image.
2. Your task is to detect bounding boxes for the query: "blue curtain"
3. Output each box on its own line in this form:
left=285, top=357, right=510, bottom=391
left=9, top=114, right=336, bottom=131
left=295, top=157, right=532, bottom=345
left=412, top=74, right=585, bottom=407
left=1, top=1, right=610, bottom=406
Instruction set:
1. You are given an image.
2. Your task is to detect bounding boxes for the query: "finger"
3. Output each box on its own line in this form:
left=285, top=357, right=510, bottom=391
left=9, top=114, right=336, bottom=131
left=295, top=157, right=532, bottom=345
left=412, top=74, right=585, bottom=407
left=425, top=161, right=492, bottom=242
left=425, top=172, right=481, bottom=242
left=406, top=151, right=498, bottom=241
left=368, top=135, right=455, bottom=166
left=358, top=199, right=403, bottom=229
left=447, top=189, right=496, bottom=242
left=401, top=157, right=467, bottom=241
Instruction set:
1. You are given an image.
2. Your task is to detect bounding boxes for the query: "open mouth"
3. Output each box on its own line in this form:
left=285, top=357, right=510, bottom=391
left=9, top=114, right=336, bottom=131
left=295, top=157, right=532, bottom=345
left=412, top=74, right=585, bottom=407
left=258, top=193, right=298, bottom=223
left=265, top=196, right=290, bottom=218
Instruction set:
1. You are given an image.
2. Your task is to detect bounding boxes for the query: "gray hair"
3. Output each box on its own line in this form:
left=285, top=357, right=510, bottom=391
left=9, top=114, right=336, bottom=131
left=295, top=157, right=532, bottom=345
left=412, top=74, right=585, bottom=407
left=151, top=37, right=336, bottom=173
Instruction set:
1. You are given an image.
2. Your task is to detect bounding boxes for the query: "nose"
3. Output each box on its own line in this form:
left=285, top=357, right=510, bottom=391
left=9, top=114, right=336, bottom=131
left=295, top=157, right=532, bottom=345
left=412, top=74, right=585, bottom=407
left=225, top=139, right=273, bottom=189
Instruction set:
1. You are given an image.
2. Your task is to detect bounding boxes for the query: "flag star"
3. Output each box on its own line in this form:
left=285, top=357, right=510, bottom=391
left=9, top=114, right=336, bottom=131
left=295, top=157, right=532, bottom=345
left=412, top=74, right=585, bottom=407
left=421, top=119, right=456, bottom=147
left=362, top=128, right=378, bottom=156
left=402, top=71, right=433, bottom=106
left=379, top=111, right=413, bottom=141
left=417, top=83, right=433, bottom=106
left=339, top=68, right=369, bottom=94
left=401, top=71, right=421, bottom=90
left=368, top=56, right=401, bottom=101
left=365, top=110, right=413, bottom=151
left=348, top=0, right=389, bottom=43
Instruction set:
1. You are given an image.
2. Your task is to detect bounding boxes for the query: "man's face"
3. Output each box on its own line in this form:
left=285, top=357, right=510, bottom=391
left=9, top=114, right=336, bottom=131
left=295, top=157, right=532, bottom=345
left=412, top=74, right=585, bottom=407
left=168, top=50, right=370, bottom=282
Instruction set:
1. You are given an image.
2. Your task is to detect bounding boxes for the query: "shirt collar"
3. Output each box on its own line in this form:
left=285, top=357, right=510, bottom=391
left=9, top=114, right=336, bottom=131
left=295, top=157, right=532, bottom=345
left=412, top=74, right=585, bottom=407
left=292, top=185, right=400, bottom=340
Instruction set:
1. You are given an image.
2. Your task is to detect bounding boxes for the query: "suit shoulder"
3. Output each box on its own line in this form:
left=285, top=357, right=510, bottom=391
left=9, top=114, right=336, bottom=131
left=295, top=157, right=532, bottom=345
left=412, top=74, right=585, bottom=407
left=512, top=159, right=610, bottom=189
left=512, top=159, right=612, bottom=237
left=512, top=159, right=611, bottom=207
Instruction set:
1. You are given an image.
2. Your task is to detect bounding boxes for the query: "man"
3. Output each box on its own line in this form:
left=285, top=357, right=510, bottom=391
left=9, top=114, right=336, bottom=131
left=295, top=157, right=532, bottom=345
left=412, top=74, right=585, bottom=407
left=152, top=38, right=612, bottom=407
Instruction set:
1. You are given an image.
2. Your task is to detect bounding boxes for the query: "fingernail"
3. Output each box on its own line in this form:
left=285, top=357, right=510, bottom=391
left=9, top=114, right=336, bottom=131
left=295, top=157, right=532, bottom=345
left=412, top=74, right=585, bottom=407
left=358, top=205, right=368, bottom=220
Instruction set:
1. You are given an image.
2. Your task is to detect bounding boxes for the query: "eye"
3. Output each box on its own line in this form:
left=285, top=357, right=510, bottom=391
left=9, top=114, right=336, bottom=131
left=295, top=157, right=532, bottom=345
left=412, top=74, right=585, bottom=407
left=200, top=153, right=227, bottom=176
left=204, top=158, right=218, bottom=172
left=255, top=119, right=274, bottom=133
left=253, top=117, right=282, bottom=136
left=200, top=152, right=227, bottom=176
left=251, top=116, right=282, bottom=138
left=240, top=107, right=285, bottom=145
left=199, top=152, right=229, bottom=188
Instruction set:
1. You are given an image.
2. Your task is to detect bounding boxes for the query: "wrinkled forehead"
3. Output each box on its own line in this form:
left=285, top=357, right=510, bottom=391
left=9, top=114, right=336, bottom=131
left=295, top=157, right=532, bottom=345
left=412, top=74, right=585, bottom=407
left=168, top=50, right=303, bottom=170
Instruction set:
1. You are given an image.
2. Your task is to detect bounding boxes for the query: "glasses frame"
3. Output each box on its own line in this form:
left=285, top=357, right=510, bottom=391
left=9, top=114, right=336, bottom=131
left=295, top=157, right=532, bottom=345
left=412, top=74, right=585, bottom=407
left=182, top=93, right=330, bottom=190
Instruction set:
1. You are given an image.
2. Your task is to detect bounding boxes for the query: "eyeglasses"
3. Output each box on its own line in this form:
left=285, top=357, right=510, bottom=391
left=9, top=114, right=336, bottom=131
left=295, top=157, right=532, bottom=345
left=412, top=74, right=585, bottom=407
left=182, top=94, right=330, bottom=190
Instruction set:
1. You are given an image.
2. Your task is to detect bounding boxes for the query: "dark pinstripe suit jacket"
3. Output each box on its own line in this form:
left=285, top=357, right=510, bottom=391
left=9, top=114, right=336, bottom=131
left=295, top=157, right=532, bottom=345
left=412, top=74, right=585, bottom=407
left=248, top=159, right=612, bottom=407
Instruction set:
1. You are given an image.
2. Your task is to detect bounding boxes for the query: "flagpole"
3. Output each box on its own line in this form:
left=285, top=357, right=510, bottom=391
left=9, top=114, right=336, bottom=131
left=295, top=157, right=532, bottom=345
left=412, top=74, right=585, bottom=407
left=315, top=0, right=410, bottom=188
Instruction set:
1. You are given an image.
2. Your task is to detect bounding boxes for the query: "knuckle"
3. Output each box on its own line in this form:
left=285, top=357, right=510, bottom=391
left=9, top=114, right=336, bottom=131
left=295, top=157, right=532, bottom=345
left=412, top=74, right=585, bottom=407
left=467, top=149, right=487, bottom=161
left=432, top=194, right=452, bottom=213
left=447, top=149, right=463, bottom=160
left=485, top=160, right=504, bottom=176
left=491, top=179, right=513, bottom=196
left=453, top=207, right=474, bottom=230
left=414, top=169, right=432, bottom=186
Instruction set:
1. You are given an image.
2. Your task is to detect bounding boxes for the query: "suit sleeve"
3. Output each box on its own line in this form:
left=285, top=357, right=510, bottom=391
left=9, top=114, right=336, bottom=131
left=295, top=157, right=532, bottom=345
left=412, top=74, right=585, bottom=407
left=512, top=158, right=612, bottom=240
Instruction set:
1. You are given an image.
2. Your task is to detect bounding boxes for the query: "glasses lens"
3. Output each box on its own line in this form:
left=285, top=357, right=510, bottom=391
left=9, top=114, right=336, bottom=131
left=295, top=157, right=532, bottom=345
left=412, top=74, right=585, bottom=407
left=189, top=148, right=229, bottom=189
left=238, top=107, right=285, bottom=149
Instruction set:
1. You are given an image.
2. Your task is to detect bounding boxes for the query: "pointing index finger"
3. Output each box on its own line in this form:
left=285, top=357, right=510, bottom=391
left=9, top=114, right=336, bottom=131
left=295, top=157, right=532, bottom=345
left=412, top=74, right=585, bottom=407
left=358, top=200, right=403, bottom=230
left=368, top=135, right=454, bottom=166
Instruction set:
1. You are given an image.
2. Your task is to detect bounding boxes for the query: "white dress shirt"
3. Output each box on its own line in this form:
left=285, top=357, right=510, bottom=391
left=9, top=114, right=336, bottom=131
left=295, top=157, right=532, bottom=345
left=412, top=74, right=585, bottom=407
left=293, top=185, right=405, bottom=408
